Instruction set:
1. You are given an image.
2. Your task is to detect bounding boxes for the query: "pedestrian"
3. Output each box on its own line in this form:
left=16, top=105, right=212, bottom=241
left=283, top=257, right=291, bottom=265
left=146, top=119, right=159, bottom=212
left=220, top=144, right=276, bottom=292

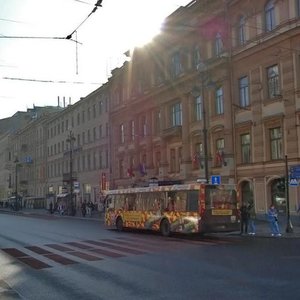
left=248, top=201, right=256, bottom=235
left=87, top=200, right=93, bottom=216
left=240, top=202, right=249, bottom=235
left=49, top=201, right=53, bottom=214
left=81, top=201, right=86, bottom=217
left=267, top=204, right=281, bottom=237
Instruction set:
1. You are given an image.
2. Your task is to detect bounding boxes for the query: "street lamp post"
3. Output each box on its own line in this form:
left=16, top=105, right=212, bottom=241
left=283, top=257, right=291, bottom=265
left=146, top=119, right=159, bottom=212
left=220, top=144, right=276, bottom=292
left=201, top=81, right=209, bottom=184
left=285, top=155, right=293, bottom=233
left=67, top=130, right=76, bottom=216
left=14, top=157, right=19, bottom=211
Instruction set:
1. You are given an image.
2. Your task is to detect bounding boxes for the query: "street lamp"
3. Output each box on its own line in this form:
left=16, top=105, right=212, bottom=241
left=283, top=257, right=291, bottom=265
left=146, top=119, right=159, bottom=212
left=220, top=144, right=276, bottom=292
left=285, top=155, right=293, bottom=233
left=67, top=130, right=76, bottom=216
left=14, top=157, right=19, bottom=211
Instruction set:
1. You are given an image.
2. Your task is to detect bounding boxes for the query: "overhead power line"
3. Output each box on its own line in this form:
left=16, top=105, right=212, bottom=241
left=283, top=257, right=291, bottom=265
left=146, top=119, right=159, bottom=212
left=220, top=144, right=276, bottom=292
left=3, top=76, right=101, bottom=85
left=66, top=0, right=103, bottom=40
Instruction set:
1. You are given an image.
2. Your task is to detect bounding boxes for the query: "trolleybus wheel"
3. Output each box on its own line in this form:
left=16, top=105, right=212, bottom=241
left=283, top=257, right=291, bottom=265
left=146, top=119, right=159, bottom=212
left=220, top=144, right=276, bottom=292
left=116, top=217, right=123, bottom=232
left=160, top=219, right=171, bottom=237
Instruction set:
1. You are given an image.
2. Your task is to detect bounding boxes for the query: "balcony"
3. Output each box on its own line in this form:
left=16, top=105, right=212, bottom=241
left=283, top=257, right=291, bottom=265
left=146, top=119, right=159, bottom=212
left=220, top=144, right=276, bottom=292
left=161, top=126, right=182, bottom=139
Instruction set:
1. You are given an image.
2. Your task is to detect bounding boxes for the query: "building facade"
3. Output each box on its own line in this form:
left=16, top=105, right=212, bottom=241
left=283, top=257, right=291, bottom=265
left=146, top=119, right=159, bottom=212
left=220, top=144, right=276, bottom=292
left=108, top=0, right=300, bottom=215
left=46, top=86, right=110, bottom=210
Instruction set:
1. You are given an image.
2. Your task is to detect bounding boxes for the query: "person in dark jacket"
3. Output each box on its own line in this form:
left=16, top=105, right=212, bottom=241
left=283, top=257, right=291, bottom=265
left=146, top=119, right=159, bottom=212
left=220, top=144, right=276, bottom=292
left=81, top=201, right=86, bottom=217
left=240, top=202, right=250, bottom=235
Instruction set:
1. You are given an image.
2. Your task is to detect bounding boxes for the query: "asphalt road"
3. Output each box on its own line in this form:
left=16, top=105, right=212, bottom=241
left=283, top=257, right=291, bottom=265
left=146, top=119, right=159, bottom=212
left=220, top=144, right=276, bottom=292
left=0, top=212, right=300, bottom=300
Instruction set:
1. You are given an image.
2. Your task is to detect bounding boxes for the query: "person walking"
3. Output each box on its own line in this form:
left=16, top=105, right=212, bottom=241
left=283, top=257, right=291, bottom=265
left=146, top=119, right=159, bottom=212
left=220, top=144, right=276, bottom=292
left=267, top=204, right=281, bottom=237
left=81, top=201, right=86, bottom=217
left=240, top=202, right=249, bottom=235
left=248, top=201, right=256, bottom=235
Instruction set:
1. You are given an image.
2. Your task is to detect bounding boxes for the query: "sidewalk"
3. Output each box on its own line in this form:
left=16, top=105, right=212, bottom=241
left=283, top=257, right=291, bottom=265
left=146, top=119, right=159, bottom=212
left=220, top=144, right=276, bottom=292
left=0, top=207, right=299, bottom=238
left=0, top=207, right=104, bottom=222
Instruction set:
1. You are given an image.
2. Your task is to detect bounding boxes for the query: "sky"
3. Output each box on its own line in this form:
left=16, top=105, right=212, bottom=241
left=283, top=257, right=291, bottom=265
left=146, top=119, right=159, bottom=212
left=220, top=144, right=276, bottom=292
left=0, top=0, right=192, bottom=119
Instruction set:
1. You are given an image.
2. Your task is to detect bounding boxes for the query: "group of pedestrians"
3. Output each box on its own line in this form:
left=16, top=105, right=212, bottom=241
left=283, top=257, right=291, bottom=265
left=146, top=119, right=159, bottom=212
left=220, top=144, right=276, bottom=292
left=81, top=200, right=94, bottom=217
left=240, top=201, right=281, bottom=237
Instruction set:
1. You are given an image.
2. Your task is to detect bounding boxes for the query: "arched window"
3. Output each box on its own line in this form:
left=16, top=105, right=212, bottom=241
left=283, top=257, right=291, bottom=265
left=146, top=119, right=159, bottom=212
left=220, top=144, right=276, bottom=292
left=265, top=0, right=276, bottom=32
left=238, top=16, right=246, bottom=45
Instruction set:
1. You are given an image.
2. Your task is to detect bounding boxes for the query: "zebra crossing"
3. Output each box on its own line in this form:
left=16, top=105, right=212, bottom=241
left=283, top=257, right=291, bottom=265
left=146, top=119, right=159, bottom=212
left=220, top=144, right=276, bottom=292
left=1, top=234, right=236, bottom=270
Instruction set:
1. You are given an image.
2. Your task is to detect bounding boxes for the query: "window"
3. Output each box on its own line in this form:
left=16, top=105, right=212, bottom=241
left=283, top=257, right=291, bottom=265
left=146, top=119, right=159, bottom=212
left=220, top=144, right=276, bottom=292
left=170, top=149, right=176, bottom=173
left=82, top=132, right=85, bottom=144
left=99, top=151, right=103, bottom=168
left=99, top=125, right=102, bottom=138
left=215, top=87, right=224, bottom=115
left=99, top=101, right=103, bottom=115
left=120, top=124, right=125, bottom=144
left=87, top=153, right=91, bottom=170
left=193, top=143, right=203, bottom=169
left=106, top=123, right=109, bottom=137
left=87, top=129, right=91, bottom=143
left=170, top=51, right=183, bottom=78
left=130, top=120, right=135, bottom=141
left=265, top=0, right=276, bottom=32
left=267, top=65, right=280, bottom=98
left=215, top=32, right=223, bottom=56
left=270, top=127, right=282, bottom=160
left=141, top=116, right=147, bottom=137
left=154, top=110, right=161, bottom=134
left=154, top=151, right=161, bottom=174
left=241, top=133, right=251, bottom=164
left=193, top=46, right=201, bottom=70
left=171, top=102, right=182, bottom=126
left=239, top=76, right=250, bottom=107
left=155, top=60, right=165, bottom=85
left=194, top=96, right=203, bottom=121
left=87, top=107, right=91, bottom=121
left=82, top=110, right=85, bottom=123
left=93, top=127, right=96, bottom=141
left=238, top=16, right=246, bottom=45
left=93, top=104, right=96, bottom=118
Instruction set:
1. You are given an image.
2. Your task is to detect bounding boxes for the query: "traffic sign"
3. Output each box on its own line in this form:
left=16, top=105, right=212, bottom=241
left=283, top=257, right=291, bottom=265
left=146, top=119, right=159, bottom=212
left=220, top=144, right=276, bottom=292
left=290, top=165, right=300, bottom=178
left=211, top=175, right=221, bottom=185
left=289, top=178, right=299, bottom=186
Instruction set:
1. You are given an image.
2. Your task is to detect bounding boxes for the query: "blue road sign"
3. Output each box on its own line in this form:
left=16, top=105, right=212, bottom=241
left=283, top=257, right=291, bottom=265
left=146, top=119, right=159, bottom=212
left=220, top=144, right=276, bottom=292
left=290, top=165, right=300, bottom=178
left=211, top=175, right=221, bottom=185
left=289, top=178, right=299, bottom=186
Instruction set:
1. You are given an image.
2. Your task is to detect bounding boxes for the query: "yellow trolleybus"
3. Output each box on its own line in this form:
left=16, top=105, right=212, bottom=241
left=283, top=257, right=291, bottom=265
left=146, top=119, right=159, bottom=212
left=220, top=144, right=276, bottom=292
left=104, top=183, right=240, bottom=236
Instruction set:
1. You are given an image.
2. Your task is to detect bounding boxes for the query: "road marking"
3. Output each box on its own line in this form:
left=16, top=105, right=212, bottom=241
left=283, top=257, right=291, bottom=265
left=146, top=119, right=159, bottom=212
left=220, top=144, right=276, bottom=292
left=1, top=248, right=51, bottom=269
left=83, top=240, right=147, bottom=255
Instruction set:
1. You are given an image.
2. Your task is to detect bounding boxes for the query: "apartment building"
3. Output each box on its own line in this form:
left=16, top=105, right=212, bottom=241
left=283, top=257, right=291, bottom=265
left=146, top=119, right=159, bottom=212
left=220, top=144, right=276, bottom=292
left=46, top=87, right=110, bottom=209
left=0, top=107, right=62, bottom=205
left=108, top=0, right=300, bottom=215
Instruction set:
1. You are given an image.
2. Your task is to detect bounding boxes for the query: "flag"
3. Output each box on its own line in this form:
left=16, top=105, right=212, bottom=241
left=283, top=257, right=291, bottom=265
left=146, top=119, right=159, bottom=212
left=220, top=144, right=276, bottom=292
left=127, top=167, right=135, bottom=178
left=216, top=150, right=226, bottom=166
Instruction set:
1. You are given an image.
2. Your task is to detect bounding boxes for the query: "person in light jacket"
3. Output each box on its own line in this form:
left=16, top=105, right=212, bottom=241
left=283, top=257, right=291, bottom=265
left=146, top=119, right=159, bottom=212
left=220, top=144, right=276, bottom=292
left=248, top=202, right=256, bottom=235
left=267, top=204, right=281, bottom=237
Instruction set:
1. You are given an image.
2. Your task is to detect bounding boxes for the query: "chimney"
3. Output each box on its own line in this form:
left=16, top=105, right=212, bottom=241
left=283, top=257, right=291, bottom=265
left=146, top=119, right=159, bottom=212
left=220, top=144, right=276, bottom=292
left=63, top=96, right=66, bottom=108
left=57, top=96, right=60, bottom=107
